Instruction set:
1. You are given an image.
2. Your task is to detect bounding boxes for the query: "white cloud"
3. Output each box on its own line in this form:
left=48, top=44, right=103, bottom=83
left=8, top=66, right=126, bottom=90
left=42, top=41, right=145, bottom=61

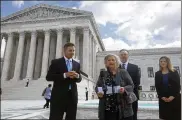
left=12, top=1, right=24, bottom=8
left=149, top=40, right=181, bottom=48
left=102, top=37, right=181, bottom=51
left=72, top=7, right=77, bottom=9
left=103, top=37, right=131, bottom=51
left=79, top=1, right=181, bottom=50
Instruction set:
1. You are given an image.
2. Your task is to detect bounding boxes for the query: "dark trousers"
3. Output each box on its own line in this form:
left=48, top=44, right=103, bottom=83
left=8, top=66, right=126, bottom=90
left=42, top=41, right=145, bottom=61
left=105, top=111, right=118, bottom=120
left=49, top=91, right=77, bottom=120
left=44, top=98, right=50, bottom=108
left=105, top=111, right=133, bottom=120
left=86, top=92, right=88, bottom=101
left=123, top=116, right=133, bottom=120
left=132, top=101, right=138, bottom=120
left=25, top=82, right=29, bottom=87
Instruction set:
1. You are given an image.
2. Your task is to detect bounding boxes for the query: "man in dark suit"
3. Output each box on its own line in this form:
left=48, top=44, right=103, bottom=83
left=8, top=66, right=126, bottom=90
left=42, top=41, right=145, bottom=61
left=119, top=49, right=141, bottom=120
left=46, top=43, right=82, bottom=120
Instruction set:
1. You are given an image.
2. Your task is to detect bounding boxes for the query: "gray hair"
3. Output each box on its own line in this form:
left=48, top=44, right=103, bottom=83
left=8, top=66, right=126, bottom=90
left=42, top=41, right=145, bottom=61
left=104, top=54, right=121, bottom=68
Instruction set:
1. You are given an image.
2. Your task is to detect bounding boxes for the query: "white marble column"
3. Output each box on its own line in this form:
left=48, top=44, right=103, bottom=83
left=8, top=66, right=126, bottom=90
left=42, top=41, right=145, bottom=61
left=89, top=34, right=92, bottom=77
left=21, top=38, right=30, bottom=79
left=91, top=37, right=94, bottom=78
left=1, top=32, right=14, bottom=81
left=56, top=28, right=63, bottom=58
left=75, top=35, right=80, bottom=61
left=48, top=35, right=56, bottom=67
left=26, top=31, right=37, bottom=80
left=34, top=37, right=43, bottom=80
left=70, top=28, right=76, bottom=44
left=0, top=33, right=4, bottom=78
left=93, top=40, right=96, bottom=81
left=40, top=29, right=51, bottom=78
left=13, top=31, right=25, bottom=80
left=70, top=28, right=76, bottom=58
left=82, top=27, right=89, bottom=74
left=0, top=33, right=2, bottom=54
left=2, top=37, right=7, bottom=70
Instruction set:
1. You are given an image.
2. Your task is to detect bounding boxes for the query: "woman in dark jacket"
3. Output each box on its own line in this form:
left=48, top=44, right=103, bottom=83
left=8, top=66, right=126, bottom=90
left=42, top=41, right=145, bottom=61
left=95, top=54, right=137, bottom=120
left=155, top=56, right=181, bottom=120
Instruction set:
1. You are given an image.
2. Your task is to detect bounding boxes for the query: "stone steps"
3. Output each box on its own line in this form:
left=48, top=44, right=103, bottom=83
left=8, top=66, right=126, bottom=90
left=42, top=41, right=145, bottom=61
left=1, top=79, right=53, bottom=100
left=1, top=77, right=89, bottom=100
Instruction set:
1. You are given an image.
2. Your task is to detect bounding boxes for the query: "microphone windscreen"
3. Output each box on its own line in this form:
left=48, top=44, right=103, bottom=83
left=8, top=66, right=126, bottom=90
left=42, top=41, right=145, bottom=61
left=100, top=69, right=106, bottom=78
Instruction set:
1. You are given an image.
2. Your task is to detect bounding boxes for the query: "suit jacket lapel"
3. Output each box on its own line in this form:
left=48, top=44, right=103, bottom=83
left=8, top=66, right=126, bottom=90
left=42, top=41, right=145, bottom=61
left=126, top=63, right=130, bottom=71
left=72, top=60, right=76, bottom=71
left=62, top=57, right=68, bottom=72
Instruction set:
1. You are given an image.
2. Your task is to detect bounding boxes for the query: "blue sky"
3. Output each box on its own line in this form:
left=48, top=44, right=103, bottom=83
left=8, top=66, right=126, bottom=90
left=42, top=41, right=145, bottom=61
left=1, top=1, right=181, bottom=53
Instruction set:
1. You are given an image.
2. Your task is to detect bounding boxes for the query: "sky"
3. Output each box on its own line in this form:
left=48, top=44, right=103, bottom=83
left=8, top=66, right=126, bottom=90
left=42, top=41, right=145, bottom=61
left=1, top=1, right=181, bottom=57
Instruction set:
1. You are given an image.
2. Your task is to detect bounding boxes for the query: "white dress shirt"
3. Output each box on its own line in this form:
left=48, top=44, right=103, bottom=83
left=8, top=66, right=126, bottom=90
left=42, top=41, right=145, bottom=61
left=120, top=61, right=129, bottom=70
left=63, top=56, right=79, bottom=78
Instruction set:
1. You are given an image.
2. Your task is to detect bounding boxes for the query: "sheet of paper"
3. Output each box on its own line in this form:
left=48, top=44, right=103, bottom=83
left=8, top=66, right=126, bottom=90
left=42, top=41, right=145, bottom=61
left=98, top=87, right=103, bottom=93
left=114, top=86, right=121, bottom=93
left=106, top=86, right=112, bottom=94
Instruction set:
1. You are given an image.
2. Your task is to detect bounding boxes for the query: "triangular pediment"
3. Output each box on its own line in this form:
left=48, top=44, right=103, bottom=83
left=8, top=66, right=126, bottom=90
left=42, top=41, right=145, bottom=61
left=1, top=4, right=92, bottom=22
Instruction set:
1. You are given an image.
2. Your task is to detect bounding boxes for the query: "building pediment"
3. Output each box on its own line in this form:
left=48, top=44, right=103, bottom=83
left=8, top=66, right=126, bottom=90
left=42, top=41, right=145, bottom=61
left=1, top=4, right=92, bottom=22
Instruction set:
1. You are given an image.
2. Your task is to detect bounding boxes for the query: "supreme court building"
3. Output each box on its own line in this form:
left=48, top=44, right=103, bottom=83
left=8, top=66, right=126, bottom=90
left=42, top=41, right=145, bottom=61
left=1, top=4, right=105, bottom=100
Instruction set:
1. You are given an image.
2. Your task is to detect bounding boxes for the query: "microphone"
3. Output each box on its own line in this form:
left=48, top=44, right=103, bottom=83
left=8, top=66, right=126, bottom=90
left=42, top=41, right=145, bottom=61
left=99, top=69, right=107, bottom=92
left=100, top=69, right=105, bottom=78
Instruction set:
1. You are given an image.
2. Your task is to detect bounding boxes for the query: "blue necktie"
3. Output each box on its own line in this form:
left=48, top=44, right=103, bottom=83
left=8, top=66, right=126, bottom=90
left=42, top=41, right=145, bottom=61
left=67, top=59, right=72, bottom=90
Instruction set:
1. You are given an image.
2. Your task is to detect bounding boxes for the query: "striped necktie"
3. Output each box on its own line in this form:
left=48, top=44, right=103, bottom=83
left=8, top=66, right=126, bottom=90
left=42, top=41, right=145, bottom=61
left=122, top=63, right=125, bottom=69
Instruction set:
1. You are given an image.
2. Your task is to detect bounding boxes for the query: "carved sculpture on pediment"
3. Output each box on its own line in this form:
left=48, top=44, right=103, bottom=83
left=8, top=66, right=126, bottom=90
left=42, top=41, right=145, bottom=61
left=3, top=7, right=83, bottom=22
left=42, top=8, right=48, bottom=18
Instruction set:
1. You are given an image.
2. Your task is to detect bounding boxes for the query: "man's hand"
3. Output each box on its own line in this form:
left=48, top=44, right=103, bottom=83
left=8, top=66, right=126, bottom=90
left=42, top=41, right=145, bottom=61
left=161, top=97, right=168, bottom=102
left=166, top=96, right=175, bottom=102
left=97, top=92, right=104, bottom=98
left=65, top=72, right=73, bottom=78
left=66, top=71, right=79, bottom=79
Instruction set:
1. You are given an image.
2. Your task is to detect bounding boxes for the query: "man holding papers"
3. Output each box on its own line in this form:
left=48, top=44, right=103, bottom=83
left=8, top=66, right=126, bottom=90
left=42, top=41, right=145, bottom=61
left=46, top=43, right=82, bottom=120
left=95, top=54, right=137, bottom=120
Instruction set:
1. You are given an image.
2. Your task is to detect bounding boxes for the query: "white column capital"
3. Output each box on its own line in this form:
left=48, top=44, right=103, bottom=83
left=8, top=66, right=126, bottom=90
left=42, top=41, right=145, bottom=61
left=31, top=30, right=37, bottom=36
left=83, top=27, right=89, bottom=32
left=56, top=28, right=64, bottom=33
left=19, top=31, right=25, bottom=37
left=1, top=33, right=5, bottom=40
left=70, top=27, right=76, bottom=33
left=44, top=29, right=51, bottom=34
left=1, top=32, right=5, bottom=37
left=7, top=32, right=14, bottom=37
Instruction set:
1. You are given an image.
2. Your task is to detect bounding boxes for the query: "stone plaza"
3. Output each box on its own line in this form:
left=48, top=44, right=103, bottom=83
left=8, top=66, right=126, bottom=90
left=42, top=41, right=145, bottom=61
left=1, top=100, right=159, bottom=119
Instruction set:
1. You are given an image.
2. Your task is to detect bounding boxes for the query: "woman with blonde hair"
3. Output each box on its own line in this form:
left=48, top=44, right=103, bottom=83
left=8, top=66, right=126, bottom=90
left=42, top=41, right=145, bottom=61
left=95, top=54, right=137, bottom=120
left=155, top=56, right=181, bottom=120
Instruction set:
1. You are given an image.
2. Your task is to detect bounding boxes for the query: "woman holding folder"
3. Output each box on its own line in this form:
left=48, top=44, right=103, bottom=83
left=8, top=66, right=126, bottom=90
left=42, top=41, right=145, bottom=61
left=95, top=54, right=137, bottom=120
